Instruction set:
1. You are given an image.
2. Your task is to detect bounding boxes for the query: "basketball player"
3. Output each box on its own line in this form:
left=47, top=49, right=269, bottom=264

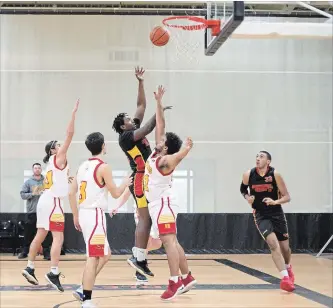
left=22, top=99, right=79, bottom=292
left=240, top=151, right=295, bottom=292
left=144, top=85, right=197, bottom=300
left=69, top=132, right=132, bottom=307
left=111, top=187, right=162, bottom=283
left=112, top=67, right=171, bottom=276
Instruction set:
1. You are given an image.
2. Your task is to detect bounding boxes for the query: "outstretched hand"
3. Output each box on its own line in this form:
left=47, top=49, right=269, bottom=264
left=135, top=66, right=145, bottom=81
left=184, top=137, right=193, bottom=150
left=73, top=99, right=80, bottom=113
left=154, top=85, right=166, bottom=102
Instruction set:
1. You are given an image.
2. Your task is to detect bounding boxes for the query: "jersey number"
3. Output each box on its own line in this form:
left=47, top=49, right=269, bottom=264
left=143, top=174, right=149, bottom=192
left=79, top=181, right=87, bottom=204
left=43, top=170, right=53, bottom=189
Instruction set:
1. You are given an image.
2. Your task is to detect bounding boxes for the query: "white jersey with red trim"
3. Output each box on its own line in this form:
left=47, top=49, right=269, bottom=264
left=76, top=158, right=108, bottom=211
left=144, top=151, right=173, bottom=203
left=43, top=155, right=69, bottom=198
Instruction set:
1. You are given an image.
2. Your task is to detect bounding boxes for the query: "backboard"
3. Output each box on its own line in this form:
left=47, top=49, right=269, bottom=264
left=205, top=1, right=245, bottom=56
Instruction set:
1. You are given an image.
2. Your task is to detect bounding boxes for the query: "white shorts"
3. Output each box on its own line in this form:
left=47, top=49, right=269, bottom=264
left=36, top=192, right=65, bottom=232
left=134, top=210, right=159, bottom=239
left=79, top=208, right=109, bottom=258
left=148, top=196, right=179, bottom=236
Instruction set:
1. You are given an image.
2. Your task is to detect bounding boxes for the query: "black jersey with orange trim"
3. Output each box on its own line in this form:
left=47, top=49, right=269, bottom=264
left=118, top=118, right=152, bottom=173
left=248, top=166, right=281, bottom=212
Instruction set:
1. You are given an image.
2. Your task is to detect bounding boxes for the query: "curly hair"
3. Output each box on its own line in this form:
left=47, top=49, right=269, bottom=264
left=112, top=113, right=126, bottom=134
left=165, top=132, right=183, bottom=155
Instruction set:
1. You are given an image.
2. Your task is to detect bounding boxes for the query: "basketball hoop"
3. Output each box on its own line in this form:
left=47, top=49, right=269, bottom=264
left=161, top=16, right=221, bottom=63
left=163, top=16, right=221, bottom=36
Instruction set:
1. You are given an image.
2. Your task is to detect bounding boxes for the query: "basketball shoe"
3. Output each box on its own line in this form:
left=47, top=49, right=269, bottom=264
left=161, top=277, right=184, bottom=301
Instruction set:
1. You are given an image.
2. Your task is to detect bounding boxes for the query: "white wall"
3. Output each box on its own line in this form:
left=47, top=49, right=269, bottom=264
left=1, top=15, right=332, bottom=213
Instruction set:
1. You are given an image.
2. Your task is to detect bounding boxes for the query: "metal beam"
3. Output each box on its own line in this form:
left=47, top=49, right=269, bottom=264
left=297, top=1, right=333, bottom=18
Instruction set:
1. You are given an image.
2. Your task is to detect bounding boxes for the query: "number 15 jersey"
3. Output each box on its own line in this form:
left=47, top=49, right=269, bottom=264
left=76, top=158, right=108, bottom=211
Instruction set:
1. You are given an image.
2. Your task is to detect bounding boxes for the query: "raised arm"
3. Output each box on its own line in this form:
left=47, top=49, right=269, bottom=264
left=100, top=164, right=132, bottom=199
left=159, top=137, right=193, bottom=173
left=154, top=85, right=166, bottom=145
left=133, top=67, right=146, bottom=123
left=56, top=99, right=80, bottom=168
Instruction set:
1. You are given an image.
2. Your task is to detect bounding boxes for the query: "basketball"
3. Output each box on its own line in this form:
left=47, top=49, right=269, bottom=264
left=150, top=26, right=170, bottom=46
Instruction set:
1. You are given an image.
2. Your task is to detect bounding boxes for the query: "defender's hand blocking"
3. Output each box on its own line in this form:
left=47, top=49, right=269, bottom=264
left=135, top=66, right=145, bottom=81
left=154, top=85, right=166, bottom=101
left=184, top=137, right=194, bottom=150
left=73, top=99, right=80, bottom=113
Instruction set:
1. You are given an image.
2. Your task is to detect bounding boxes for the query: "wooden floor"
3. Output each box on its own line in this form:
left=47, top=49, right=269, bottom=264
left=0, top=254, right=332, bottom=308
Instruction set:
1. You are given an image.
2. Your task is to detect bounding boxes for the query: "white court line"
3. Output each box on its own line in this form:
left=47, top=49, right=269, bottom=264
left=0, top=140, right=332, bottom=144
left=0, top=69, right=332, bottom=75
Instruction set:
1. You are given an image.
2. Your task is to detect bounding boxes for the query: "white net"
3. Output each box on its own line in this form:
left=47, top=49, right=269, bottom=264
left=163, top=16, right=208, bottom=64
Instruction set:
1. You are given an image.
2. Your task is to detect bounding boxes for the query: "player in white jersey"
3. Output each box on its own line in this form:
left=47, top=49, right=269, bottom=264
left=111, top=187, right=162, bottom=284
left=69, top=132, right=132, bottom=308
left=22, top=99, right=80, bottom=292
left=144, top=86, right=196, bottom=301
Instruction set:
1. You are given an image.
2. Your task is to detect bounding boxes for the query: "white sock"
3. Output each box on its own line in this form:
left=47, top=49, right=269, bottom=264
left=132, top=247, right=137, bottom=258
left=136, top=248, right=146, bottom=262
left=77, top=285, right=83, bottom=292
left=51, top=267, right=59, bottom=275
left=27, top=260, right=35, bottom=269
left=170, top=276, right=179, bottom=283
left=286, top=264, right=291, bottom=269
left=181, top=273, right=188, bottom=279
left=280, top=270, right=289, bottom=278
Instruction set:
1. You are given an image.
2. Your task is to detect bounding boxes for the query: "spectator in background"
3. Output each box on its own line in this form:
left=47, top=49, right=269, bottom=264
left=19, top=163, right=52, bottom=260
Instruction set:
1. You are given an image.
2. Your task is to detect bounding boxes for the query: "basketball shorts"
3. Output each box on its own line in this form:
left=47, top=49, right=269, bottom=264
left=253, top=208, right=289, bottom=241
left=129, top=171, right=148, bottom=209
left=148, top=196, right=179, bottom=236
left=36, top=192, right=65, bottom=232
left=134, top=209, right=159, bottom=239
left=79, top=208, right=109, bottom=258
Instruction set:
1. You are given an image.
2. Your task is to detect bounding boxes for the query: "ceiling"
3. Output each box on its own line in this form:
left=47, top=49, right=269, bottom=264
left=0, top=1, right=332, bottom=17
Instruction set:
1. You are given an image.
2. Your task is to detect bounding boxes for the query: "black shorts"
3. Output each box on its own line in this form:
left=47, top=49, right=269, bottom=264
left=253, top=208, right=289, bottom=241
left=129, top=171, right=148, bottom=209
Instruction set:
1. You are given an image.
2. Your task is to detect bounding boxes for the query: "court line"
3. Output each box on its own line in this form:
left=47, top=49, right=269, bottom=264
left=1, top=140, right=332, bottom=144
left=1, top=69, right=332, bottom=75
left=0, top=283, right=277, bottom=292
left=216, top=259, right=333, bottom=308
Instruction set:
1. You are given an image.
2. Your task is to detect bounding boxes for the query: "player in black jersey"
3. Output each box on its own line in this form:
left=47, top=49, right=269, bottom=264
left=240, top=151, right=295, bottom=292
left=112, top=67, right=171, bottom=281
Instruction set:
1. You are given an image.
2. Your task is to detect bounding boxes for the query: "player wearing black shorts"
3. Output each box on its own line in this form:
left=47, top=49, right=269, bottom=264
left=112, top=67, right=171, bottom=280
left=240, top=151, right=295, bottom=292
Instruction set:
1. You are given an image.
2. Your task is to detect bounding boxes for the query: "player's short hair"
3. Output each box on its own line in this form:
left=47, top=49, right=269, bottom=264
left=32, top=163, right=41, bottom=168
left=112, top=113, right=126, bottom=134
left=260, top=150, right=272, bottom=161
left=165, top=132, right=182, bottom=155
left=43, top=140, right=57, bottom=164
left=85, top=132, right=104, bottom=155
